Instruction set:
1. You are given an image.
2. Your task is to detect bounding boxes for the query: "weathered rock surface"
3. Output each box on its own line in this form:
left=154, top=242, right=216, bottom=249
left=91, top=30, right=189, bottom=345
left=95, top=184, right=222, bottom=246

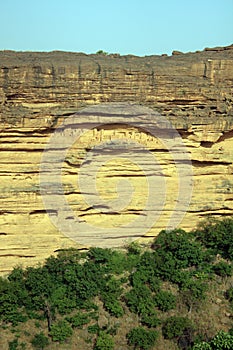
left=0, top=46, right=233, bottom=273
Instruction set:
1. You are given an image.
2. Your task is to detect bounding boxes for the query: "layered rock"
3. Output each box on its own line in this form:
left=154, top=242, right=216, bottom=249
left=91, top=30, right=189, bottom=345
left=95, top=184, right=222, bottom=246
left=0, top=46, right=233, bottom=274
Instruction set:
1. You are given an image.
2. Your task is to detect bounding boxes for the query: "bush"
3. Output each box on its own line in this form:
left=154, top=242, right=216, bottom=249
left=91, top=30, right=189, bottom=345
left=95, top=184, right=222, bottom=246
left=94, top=331, right=114, bottom=350
left=162, top=316, right=193, bottom=339
left=8, top=338, right=19, bottom=350
left=131, top=267, right=152, bottom=288
left=127, top=327, right=159, bottom=350
left=0, top=277, right=28, bottom=325
left=49, top=320, right=73, bottom=342
left=107, top=250, right=128, bottom=274
left=180, top=279, right=208, bottom=310
left=66, top=312, right=90, bottom=328
left=153, top=229, right=205, bottom=268
left=50, top=286, right=76, bottom=314
left=104, top=299, right=124, bottom=317
left=210, top=330, right=233, bottom=349
left=88, top=324, right=101, bottom=334
left=192, top=342, right=212, bottom=349
left=125, top=285, right=154, bottom=314
left=127, top=241, right=142, bottom=255
left=125, top=284, right=160, bottom=326
left=101, top=277, right=124, bottom=317
left=212, top=261, right=232, bottom=277
left=96, top=50, right=108, bottom=55
left=154, top=290, right=176, bottom=311
left=195, top=218, right=233, bottom=260
left=31, top=332, right=49, bottom=349
left=8, top=338, right=27, bottom=350
left=88, top=247, right=112, bottom=264
left=226, top=287, right=233, bottom=307
left=141, top=309, right=160, bottom=328
left=192, top=330, right=233, bottom=349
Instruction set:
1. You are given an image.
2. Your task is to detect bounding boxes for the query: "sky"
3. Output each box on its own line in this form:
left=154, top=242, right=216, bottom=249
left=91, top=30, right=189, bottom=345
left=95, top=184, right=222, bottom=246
left=0, top=0, right=232, bottom=56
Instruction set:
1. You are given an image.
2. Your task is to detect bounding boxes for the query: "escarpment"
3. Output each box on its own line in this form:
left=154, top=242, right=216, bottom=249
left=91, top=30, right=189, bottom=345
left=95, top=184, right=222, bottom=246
left=0, top=46, right=233, bottom=273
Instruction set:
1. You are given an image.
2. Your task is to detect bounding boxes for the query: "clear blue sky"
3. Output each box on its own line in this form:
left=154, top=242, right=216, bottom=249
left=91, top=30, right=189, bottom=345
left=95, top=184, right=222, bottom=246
left=0, top=0, right=232, bottom=56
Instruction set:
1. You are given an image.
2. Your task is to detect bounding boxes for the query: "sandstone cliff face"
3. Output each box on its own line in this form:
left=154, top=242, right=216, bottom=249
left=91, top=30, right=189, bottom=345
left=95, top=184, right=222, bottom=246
left=0, top=46, right=233, bottom=274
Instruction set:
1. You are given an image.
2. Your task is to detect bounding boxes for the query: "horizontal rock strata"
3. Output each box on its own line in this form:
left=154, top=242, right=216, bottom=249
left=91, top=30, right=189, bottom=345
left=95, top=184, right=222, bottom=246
left=0, top=46, right=233, bottom=273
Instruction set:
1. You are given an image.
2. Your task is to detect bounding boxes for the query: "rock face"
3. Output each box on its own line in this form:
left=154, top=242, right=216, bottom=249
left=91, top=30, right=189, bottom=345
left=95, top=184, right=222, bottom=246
left=0, top=46, right=233, bottom=274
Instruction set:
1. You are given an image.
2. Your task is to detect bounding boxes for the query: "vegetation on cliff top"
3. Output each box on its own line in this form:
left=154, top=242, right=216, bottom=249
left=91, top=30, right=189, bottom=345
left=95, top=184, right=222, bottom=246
left=0, top=217, right=233, bottom=349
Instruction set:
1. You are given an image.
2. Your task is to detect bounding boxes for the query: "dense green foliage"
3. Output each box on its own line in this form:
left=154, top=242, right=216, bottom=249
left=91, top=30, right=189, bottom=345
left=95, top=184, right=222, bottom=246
left=0, top=217, right=232, bottom=349
left=127, top=327, right=159, bottom=349
left=31, top=332, right=49, bottom=349
left=162, top=316, right=193, bottom=339
left=49, top=320, right=73, bottom=342
left=94, top=331, right=114, bottom=350
left=192, top=330, right=233, bottom=349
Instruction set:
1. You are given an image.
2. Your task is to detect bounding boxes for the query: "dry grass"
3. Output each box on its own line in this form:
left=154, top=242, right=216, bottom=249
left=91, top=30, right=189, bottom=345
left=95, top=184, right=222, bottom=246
left=0, top=274, right=232, bottom=350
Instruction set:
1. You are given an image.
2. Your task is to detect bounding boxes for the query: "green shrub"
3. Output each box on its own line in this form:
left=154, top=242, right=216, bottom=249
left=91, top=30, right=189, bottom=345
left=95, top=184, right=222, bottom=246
left=0, top=277, right=28, bottom=325
left=8, top=338, right=26, bottom=350
left=49, top=320, right=73, bottom=342
left=131, top=268, right=152, bottom=288
left=50, top=286, right=76, bottom=314
left=94, top=331, right=114, bottom=350
left=127, top=241, right=142, bottom=255
left=127, top=327, right=159, bottom=350
left=125, top=285, right=161, bottom=327
left=125, top=285, right=154, bottom=315
left=226, top=287, right=233, bottom=309
left=162, top=316, right=193, bottom=340
left=210, top=330, right=233, bottom=349
left=101, top=276, right=123, bottom=298
left=130, top=265, right=161, bottom=291
left=88, top=324, right=101, bottom=334
left=192, top=342, right=212, bottom=349
left=107, top=250, right=128, bottom=274
left=31, top=332, right=49, bottom=349
left=212, top=261, right=232, bottom=277
left=154, top=290, right=176, bottom=311
left=192, top=330, right=233, bottom=349
left=101, top=277, right=124, bottom=317
left=104, top=299, right=124, bottom=317
left=141, top=309, right=160, bottom=328
left=8, top=338, right=19, bottom=350
left=180, top=279, right=208, bottom=309
left=88, top=247, right=112, bottom=263
left=195, top=218, right=233, bottom=260
left=96, top=50, right=108, bottom=55
left=226, top=287, right=233, bottom=300
left=153, top=229, right=205, bottom=268
left=66, top=312, right=90, bottom=328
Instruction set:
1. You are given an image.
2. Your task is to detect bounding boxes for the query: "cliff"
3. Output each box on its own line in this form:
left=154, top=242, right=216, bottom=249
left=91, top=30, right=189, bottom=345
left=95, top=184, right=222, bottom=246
left=0, top=46, right=233, bottom=273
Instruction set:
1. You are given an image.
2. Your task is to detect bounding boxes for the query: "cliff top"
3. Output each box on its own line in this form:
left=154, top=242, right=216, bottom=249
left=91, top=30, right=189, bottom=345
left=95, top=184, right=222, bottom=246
left=1, top=44, right=233, bottom=68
